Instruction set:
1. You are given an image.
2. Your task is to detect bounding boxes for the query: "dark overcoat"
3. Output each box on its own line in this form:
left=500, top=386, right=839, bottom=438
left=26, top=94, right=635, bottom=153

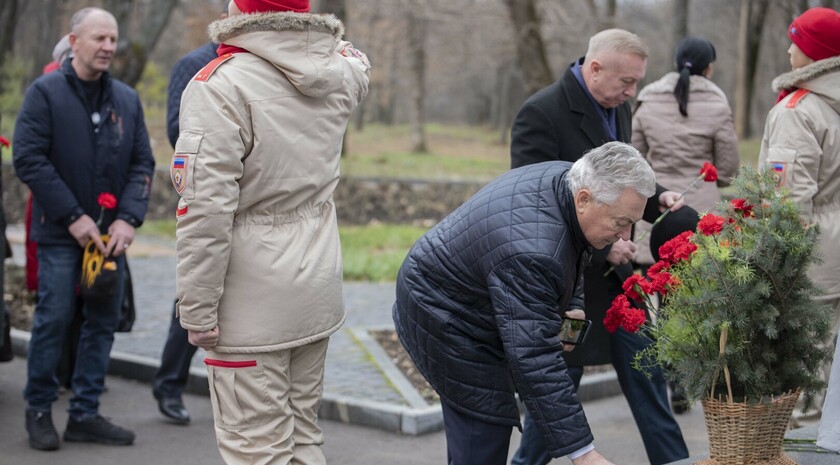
left=510, top=59, right=664, bottom=365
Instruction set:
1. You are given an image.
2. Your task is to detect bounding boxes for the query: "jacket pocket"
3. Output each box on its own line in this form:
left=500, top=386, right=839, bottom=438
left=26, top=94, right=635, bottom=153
left=205, top=356, right=273, bottom=430
left=171, top=131, right=202, bottom=200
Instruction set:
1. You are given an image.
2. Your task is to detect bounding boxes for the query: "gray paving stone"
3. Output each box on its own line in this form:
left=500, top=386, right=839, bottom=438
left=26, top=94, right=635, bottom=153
left=7, top=227, right=620, bottom=435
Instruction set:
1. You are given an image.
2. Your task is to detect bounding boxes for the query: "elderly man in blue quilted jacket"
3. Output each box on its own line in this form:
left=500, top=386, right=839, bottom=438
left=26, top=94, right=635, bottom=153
left=394, top=142, right=682, bottom=465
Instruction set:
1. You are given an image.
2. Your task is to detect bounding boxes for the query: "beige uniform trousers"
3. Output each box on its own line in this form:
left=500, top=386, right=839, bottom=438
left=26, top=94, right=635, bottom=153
left=205, top=338, right=329, bottom=465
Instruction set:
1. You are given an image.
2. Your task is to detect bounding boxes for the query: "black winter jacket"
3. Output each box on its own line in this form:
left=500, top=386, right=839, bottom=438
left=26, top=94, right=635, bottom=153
left=166, top=42, right=218, bottom=148
left=13, top=59, right=155, bottom=245
left=393, top=161, right=594, bottom=458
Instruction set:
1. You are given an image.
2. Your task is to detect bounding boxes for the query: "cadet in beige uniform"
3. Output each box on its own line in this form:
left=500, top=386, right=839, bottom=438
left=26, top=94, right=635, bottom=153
left=758, top=7, right=840, bottom=428
left=171, top=0, right=369, bottom=463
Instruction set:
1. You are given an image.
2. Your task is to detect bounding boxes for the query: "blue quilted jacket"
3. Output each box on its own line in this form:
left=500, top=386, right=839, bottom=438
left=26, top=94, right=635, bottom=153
left=393, top=161, right=593, bottom=458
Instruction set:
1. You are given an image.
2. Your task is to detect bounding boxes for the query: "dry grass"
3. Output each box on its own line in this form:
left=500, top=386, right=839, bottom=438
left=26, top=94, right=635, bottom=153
left=87, top=118, right=764, bottom=185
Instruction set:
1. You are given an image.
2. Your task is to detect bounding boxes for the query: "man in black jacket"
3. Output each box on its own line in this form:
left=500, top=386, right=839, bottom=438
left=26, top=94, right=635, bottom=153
left=510, top=29, right=689, bottom=465
left=13, top=7, right=154, bottom=451
left=151, top=37, right=220, bottom=426
left=394, top=142, right=674, bottom=465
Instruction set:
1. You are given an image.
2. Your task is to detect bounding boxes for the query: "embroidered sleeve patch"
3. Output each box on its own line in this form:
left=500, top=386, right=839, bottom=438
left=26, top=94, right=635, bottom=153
left=171, top=155, right=189, bottom=194
left=770, top=162, right=787, bottom=188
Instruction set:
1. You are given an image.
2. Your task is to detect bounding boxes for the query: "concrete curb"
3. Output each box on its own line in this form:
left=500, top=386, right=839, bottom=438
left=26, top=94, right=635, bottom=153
left=10, top=327, right=621, bottom=436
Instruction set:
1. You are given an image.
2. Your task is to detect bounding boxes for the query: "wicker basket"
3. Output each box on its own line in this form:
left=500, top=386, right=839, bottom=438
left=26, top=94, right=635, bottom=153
left=695, top=390, right=800, bottom=465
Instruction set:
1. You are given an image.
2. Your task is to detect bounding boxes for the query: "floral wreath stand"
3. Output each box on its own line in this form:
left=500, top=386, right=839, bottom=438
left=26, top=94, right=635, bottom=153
left=695, top=328, right=800, bottom=465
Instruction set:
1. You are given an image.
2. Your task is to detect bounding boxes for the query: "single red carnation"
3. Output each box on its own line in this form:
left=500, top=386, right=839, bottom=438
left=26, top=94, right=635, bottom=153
left=98, top=192, right=117, bottom=210
left=647, top=260, right=670, bottom=277
left=730, top=198, right=753, bottom=218
left=701, top=162, right=718, bottom=182
left=623, top=274, right=652, bottom=301
left=621, top=308, right=647, bottom=333
left=604, top=295, right=630, bottom=333
left=0, top=136, right=10, bottom=148
left=698, top=213, right=725, bottom=236
left=648, top=270, right=679, bottom=295
left=658, top=231, right=695, bottom=263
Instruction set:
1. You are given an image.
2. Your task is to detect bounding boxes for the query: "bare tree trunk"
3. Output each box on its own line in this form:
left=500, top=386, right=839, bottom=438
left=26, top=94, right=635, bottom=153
left=504, top=0, right=553, bottom=96
left=0, top=0, right=22, bottom=70
left=407, top=7, right=427, bottom=154
left=734, top=0, right=770, bottom=139
left=585, top=0, right=617, bottom=30
left=23, top=0, right=62, bottom=83
left=672, top=0, right=690, bottom=46
left=104, top=0, right=179, bottom=87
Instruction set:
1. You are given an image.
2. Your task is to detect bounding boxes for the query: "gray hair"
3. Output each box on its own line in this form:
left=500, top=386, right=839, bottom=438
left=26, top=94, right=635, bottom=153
left=70, top=7, right=116, bottom=34
left=585, top=28, right=649, bottom=61
left=566, top=142, right=655, bottom=204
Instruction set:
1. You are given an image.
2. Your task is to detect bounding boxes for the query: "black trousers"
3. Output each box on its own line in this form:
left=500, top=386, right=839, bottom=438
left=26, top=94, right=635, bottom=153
left=441, top=400, right=512, bottom=465
left=152, top=300, right=198, bottom=398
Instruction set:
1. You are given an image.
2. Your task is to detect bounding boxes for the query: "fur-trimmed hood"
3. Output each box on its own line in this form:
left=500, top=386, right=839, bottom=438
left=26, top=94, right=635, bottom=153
left=636, top=71, right=728, bottom=103
left=209, top=11, right=344, bottom=43
left=773, top=56, right=840, bottom=114
left=208, top=12, right=346, bottom=97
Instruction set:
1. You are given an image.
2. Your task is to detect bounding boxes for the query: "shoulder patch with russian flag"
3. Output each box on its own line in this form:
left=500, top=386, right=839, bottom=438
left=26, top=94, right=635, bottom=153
left=194, top=53, right=234, bottom=82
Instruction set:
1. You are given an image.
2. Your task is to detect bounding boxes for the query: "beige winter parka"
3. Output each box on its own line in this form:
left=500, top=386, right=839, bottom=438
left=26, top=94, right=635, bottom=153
left=631, top=72, right=740, bottom=263
left=172, top=12, right=370, bottom=353
left=759, top=56, right=840, bottom=300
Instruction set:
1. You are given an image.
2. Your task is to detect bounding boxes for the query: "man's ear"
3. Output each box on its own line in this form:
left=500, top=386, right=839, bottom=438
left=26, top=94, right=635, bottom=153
left=574, top=189, right=592, bottom=213
left=589, top=59, right=603, bottom=78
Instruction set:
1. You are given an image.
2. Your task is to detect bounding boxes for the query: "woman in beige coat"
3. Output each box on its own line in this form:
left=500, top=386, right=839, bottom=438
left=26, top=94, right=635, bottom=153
left=631, top=37, right=739, bottom=265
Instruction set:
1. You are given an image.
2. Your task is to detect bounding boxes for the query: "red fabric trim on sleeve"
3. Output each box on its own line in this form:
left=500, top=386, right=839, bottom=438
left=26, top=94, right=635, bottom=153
left=204, top=358, right=257, bottom=368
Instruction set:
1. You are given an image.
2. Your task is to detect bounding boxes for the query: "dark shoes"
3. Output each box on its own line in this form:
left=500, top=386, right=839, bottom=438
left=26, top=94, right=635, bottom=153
left=64, top=414, right=135, bottom=445
left=157, top=396, right=190, bottom=424
left=26, top=410, right=60, bottom=451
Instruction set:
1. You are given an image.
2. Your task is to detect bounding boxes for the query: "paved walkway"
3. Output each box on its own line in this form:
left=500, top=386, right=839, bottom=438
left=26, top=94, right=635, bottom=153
left=4, top=227, right=835, bottom=464
left=6, top=226, right=429, bottom=431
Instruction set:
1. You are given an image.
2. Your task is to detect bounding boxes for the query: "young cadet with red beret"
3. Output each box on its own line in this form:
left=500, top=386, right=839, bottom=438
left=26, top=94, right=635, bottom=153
left=758, top=6, right=840, bottom=426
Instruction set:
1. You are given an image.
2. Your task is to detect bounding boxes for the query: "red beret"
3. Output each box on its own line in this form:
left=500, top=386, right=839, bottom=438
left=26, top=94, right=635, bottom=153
left=788, top=7, right=840, bottom=61
left=234, top=0, right=310, bottom=13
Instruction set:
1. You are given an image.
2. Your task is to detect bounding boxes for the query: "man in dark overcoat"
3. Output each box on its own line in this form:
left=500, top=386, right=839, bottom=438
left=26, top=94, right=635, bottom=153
left=509, top=29, right=689, bottom=465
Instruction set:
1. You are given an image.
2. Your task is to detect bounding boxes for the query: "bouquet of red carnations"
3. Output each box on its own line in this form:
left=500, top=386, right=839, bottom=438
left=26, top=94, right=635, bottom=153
left=605, top=167, right=832, bottom=405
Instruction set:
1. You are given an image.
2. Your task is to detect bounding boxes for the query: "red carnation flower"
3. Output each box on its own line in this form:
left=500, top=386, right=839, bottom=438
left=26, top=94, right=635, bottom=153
left=622, top=274, right=652, bottom=301
left=731, top=198, right=753, bottom=218
left=698, top=213, right=725, bottom=236
left=647, top=260, right=671, bottom=276
left=98, top=192, right=117, bottom=209
left=0, top=136, right=10, bottom=148
left=701, top=162, right=718, bottom=182
left=658, top=231, right=696, bottom=264
left=604, top=294, right=647, bottom=334
left=648, top=270, right=678, bottom=296
left=96, top=192, right=117, bottom=227
left=622, top=308, right=647, bottom=333
left=605, top=295, right=630, bottom=333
